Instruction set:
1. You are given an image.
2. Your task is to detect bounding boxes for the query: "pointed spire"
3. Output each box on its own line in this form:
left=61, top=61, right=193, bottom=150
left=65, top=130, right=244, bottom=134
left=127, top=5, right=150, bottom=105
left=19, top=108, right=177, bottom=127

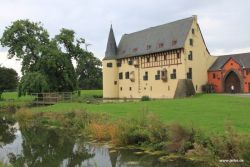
left=104, top=25, right=117, bottom=60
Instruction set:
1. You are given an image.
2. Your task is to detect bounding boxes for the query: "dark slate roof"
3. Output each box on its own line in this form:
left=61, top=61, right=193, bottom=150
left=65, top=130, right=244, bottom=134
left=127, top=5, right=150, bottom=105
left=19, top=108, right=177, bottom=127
left=209, top=52, right=250, bottom=71
left=104, top=25, right=117, bottom=60
left=116, top=17, right=194, bottom=59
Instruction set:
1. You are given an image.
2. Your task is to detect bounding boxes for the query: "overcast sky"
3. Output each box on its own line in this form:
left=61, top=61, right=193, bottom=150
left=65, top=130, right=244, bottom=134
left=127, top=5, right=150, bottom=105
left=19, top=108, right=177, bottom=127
left=0, top=0, right=250, bottom=75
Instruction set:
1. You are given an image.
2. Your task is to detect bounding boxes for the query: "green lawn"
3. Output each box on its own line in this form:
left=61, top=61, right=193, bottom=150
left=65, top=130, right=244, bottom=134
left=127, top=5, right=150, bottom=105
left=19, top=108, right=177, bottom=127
left=0, top=92, right=34, bottom=109
left=31, top=92, right=250, bottom=134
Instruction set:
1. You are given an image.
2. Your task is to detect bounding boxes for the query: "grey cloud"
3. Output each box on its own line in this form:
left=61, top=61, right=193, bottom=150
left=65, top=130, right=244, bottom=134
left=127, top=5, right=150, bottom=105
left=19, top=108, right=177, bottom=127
left=0, top=0, right=250, bottom=61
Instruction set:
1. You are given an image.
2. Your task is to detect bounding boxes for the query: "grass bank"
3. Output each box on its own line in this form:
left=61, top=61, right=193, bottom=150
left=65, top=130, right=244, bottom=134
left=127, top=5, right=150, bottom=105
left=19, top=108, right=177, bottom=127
left=32, top=93, right=250, bottom=134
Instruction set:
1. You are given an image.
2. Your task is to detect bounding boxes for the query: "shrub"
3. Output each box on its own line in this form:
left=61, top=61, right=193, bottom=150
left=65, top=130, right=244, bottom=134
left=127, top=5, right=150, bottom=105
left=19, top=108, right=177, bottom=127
left=210, top=124, right=241, bottom=159
left=141, top=96, right=150, bottom=101
left=89, top=123, right=109, bottom=141
left=165, top=124, right=195, bottom=154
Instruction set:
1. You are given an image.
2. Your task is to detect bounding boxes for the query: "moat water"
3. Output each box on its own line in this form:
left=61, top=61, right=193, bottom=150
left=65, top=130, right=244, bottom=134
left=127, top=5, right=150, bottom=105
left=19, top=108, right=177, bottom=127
left=0, top=113, right=210, bottom=167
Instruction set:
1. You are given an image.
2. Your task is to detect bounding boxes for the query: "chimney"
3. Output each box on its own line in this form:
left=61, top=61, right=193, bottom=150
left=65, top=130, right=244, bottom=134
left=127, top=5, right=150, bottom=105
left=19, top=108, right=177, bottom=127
left=192, top=15, right=197, bottom=22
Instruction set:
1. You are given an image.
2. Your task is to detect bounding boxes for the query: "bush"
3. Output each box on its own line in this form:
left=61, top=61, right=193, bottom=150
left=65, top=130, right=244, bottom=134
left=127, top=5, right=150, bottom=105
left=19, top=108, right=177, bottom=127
left=201, top=84, right=214, bottom=93
left=141, top=96, right=150, bottom=101
left=165, top=124, right=195, bottom=154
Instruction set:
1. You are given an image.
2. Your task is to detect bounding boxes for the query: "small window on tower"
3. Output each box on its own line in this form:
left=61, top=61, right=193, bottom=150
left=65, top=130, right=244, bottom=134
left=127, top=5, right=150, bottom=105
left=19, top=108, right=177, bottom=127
left=114, top=81, right=117, bottom=85
left=147, top=57, right=150, bottom=63
left=107, top=63, right=112, bottom=67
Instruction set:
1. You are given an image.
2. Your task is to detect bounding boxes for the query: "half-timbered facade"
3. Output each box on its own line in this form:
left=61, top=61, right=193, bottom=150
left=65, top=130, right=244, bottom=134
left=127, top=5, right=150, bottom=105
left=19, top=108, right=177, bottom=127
left=103, top=16, right=216, bottom=99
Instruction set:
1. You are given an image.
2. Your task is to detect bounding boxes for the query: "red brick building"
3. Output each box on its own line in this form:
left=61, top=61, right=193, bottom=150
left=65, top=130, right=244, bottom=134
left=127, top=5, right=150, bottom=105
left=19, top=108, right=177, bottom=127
left=208, top=53, right=250, bottom=93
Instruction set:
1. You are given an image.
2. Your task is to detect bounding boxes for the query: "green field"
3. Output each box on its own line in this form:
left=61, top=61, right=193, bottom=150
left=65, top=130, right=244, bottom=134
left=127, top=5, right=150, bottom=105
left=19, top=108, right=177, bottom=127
left=27, top=91, right=250, bottom=135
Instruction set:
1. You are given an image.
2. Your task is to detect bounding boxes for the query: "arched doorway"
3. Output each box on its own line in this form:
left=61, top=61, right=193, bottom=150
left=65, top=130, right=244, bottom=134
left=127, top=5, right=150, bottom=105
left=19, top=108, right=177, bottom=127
left=224, top=71, right=241, bottom=93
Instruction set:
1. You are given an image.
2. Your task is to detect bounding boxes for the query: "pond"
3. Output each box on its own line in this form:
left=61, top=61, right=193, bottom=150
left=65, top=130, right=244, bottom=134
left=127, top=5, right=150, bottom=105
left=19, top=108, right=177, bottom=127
left=0, top=113, right=210, bottom=167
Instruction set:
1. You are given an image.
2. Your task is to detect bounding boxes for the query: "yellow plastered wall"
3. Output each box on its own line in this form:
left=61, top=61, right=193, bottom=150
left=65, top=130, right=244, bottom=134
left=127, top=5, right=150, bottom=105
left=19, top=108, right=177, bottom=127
left=102, top=60, right=119, bottom=98
left=183, top=17, right=217, bottom=92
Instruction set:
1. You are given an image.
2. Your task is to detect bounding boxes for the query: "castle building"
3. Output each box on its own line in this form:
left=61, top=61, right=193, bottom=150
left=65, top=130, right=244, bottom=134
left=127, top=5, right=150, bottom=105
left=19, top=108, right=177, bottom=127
left=102, top=16, right=250, bottom=98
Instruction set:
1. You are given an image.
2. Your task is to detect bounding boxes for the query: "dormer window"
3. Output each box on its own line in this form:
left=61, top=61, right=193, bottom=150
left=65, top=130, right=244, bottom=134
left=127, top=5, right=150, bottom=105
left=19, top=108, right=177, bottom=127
left=133, top=48, right=138, bottom=52
left=172, top=40, right=177, bottom=46
left=146, top=45, right=151, bottom=50
left=158, top=43, right=164, bottom=48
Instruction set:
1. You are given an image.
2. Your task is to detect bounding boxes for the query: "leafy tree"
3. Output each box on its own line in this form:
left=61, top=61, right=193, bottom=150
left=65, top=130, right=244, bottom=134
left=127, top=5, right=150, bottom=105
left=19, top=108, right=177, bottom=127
left=1, top=20, right=103, bottom=95
left=0, top=20, right=49, bottom=74
left=0, top=66, right=18, bottom=99
left=76, top=51, right=102, bottom=89
left=18, top=72, right=49, bottom=96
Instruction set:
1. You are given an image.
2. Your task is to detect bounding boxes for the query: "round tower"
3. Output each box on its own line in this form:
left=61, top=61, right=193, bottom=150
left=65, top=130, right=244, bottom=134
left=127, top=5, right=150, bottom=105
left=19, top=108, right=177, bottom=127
left=103, top=25, right=119, bottom=98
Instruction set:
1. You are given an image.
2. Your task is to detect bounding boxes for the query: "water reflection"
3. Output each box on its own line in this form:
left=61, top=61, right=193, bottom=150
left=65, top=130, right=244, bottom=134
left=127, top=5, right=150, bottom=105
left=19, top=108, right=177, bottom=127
left=0, top=114, right=209, bottom=167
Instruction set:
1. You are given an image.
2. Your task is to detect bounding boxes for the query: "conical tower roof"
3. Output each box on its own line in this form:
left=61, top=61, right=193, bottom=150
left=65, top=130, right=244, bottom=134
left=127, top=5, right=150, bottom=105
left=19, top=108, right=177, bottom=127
left=104, top=25, right=117, bottom=60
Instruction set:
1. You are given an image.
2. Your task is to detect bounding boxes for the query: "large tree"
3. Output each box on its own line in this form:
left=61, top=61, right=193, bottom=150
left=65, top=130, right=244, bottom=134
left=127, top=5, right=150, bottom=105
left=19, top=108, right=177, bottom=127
left=0, top=66, right=18, bottom=99
left=76, top=51, right=102, bottom=89
left=1, top=20, right=102, bottom=95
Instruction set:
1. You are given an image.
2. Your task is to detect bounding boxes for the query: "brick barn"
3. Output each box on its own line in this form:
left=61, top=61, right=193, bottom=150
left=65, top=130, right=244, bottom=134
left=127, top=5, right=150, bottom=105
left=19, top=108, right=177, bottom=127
left=208, top=53, right=250, bottom=93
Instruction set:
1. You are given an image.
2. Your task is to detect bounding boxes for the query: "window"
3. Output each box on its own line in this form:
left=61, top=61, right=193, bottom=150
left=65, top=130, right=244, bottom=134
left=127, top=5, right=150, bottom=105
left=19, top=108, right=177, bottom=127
left=154, top=56, right=157, bottom=61
left=161, top=69, right=168, bottom=81
left=155, top=70, right=160, bottom=80
left=143, top=71, right=148, bottom=81
left=107, top=63, right=112, bottom=67
left=246, top=69, right=250, bottom=75
left=188, top=51, right=193, bottom=60
left=213, top=73, right=216, bottom=79
left=146, top=57, right=150, bottom=63
left=170, top=69, right=177, bottom=79
left=128, top=59, right=133, bottom=65
left=147, top=45, right=151, bottom=50
left=190, top=39, right=193, bottom=46
left=172, top=40, right=177, bottom=46
left=164, top=55, right=167, bottom=60
left=114, top=81, right=117, bottom=85
left=119, top=72, right=123, bottom=80
left=196, top=85, right=198, bottom=91
left=192, top=28, right=195, bottom=35
left=158, top=43, right=164, bottom=48
left=125, top=72, right=130, bottom=79
left=120, top=87, right=122, bottom=91
left=117, top=62, right=121, bottom=67
left=177, top=53, right=180, bottom=59
left=133, top=48, right=138, bottom=52
left=129, top=87, right=132, bottom=91
left=187, top=68, right=192, bottom=79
